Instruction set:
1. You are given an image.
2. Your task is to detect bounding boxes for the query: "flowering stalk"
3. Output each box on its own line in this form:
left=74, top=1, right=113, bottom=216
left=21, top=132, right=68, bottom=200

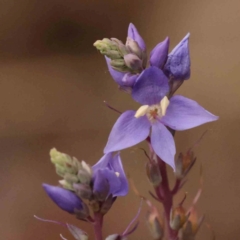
left=93, top=212, right=104, bottom=240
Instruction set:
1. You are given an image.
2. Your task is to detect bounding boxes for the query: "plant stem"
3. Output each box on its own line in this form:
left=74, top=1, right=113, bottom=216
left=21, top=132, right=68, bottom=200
left=155, top=157, right=178, bottom=240
left=93, top=212, right=103, bottom=240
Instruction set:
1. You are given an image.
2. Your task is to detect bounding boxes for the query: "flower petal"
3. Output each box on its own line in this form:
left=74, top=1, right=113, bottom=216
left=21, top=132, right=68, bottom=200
left=105, top=56, right=125, bottom=86
left=109, top=153, right=129, bottom=196
left=93, top=170, right=110, bottom=200
left=42, top=184, right=83, bottom=213
left=150, top=37, right=169, bottom=69
left=164, top=33, right=190, bottom=81
left=131, top=67, right=170, bottom=105
left=161, top=95, right=219, bottom=130
left=104, top=110, right=151, bottom=153
left=151, top=122, right=176, bottom=170
left=128, top=23, right=146, bottom=51
left=92, top=153, right=112, bottom=174
left=122, top=73, right=138, bottom=86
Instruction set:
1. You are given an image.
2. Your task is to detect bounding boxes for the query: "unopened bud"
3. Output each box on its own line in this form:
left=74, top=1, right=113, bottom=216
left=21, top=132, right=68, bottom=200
left=74, top=201, right=90, bottom=220
left=64, top=173, right=79, bottom=184
left=126, top=37, right=142, bottom=59
left=59, top=179, right=74, bottom=190
left=146, top=162, right=162, bottom=186
left=100, top=195, right=115, bottom=214
left=175, top=151, right=196, bottom=179
left=105, top=234, right=126, bottom=240
left=146, top=212, right=163, bottom=240
left=78, top=169, right=92, bottom=185
left=170, top=206, right=187, bottom=230
left=89, top=199, right=100, bottom=212
left=124, top=54, right=142, bottom=72
left=110, top=59, right=129, bottom=72
left=73, top=183, right=92, bottom=199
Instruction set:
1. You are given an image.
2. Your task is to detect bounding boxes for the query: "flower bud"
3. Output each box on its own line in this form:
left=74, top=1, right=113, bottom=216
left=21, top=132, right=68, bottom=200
left=170, top=206, right=187, bottom=230
left=126, top=37, right=142, bottom=59
left=146, top=212, right=163, bottom=240
left=105, top=234, right=126, bottom=240
left=73, top=183, right=92, bottom=199
left=67, top=224, right=89, bottom=240
left=42, top=184, right=83, bottom=214
left=74, top=201, right=90, bottom=220
left=100, top=195, right=115, bottom=214
left=89, top=199, right=100, bottom=212
left=175, top=151, right=196, bottom=179
left=78, top=169, right=92, bottom=185
left=110, top=59, right=129, bottom=72
left=146, top=162, right=162, bottom=187
left=124, top=54, right=142, bottom=72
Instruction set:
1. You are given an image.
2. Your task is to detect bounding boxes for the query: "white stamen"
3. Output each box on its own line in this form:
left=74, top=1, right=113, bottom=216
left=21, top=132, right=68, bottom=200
left=134, top=105, right=149, bottom=118
left=160, top=96, right=169, bottom=116
left=115, top=172, right=120, bottom=177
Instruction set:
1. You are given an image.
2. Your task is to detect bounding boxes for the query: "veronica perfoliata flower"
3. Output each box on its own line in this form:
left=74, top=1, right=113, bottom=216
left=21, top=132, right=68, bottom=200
left=92, top=152, right=129, bottom=198
left=104, top=67, right=218, bottom=170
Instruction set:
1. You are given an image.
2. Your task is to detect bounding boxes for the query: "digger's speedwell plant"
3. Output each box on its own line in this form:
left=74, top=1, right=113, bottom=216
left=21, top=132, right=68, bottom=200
left=36, top=23, right=218, bottom=240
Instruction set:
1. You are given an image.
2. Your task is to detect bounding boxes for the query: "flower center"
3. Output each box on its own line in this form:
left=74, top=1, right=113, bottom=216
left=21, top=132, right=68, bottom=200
left=134, top=96, right=169, bottom=123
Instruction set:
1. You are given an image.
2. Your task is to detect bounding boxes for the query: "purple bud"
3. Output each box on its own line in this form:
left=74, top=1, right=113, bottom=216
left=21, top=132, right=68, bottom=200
left=164, top=33, right=191, bottom=81
left=42, top=184, right=83, bottom=214
left=128, top=23, right=146, bottom=51
left=93, top=170, right=110, bottom=201
left=150, top=37, right=169, bottom=69
left=122, top=73, right=138, bottom=87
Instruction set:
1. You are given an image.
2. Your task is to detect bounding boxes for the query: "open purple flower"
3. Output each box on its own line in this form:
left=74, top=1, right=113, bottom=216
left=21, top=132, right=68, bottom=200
left=42, top=184, right=83, bottom=214
left=92, top=152, right=128, bottom=197
left=104, top=67, right=218, bottom=170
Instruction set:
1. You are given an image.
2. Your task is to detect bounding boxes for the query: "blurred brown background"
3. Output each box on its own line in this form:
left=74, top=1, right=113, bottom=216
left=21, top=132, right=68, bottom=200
left=0, top=0, right=239, bottom=239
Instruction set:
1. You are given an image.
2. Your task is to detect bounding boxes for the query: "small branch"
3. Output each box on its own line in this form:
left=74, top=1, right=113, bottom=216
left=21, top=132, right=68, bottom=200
left=149, top=191, right=163, bottom=202
left=171, top=179, right=181, bottom=195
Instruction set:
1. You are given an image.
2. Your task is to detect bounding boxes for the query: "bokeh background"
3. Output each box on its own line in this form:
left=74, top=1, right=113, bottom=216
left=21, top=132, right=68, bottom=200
left=0, top=0, right=240, bottom=239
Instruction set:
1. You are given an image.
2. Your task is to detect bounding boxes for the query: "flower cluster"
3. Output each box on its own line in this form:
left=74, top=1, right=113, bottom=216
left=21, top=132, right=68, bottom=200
left=38, top=23, right=218, bottom=240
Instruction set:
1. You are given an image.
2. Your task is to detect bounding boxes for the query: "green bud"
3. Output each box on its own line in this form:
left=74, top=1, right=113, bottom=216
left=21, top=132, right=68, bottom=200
left=146, top=162, right=162, bottom=187
left=64, top=173, right=79, bottom=184
left=89, top=199, right=100, bottom=212
left=105, top=234, right=125, bottom=240
left=126, top=37, right=142, bottom=59
left=100, top=195, right=114, bottom=214
left=78, top=169, right=92, bottom=185
left=73, top=183, right=92, bottom=199
left=59, top=179, right=74, bottom=190
left=146, top=212, right=163, bottom=240
left=74, top=201, right=90, bottom=221
left=110, top=59, right=130, bottom=72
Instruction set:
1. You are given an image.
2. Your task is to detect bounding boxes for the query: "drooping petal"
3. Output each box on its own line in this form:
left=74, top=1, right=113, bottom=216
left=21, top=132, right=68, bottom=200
left=164, top=33, right=190, bottom=81
left=128, top=23, right=146, bottom=51
left=92, top=153, right=112, bottom=174
left=151, top=122, right=176, bottom=170
left=104, top=110, right=151, bottom=153
left=105, top=56, right=125, bottom=86
left=109, top=153, right=129, bottom=196
left=101, top=168, right=122, bottom=197
left=150, top=37, right=170, bottom=69
left=42, top=184, right=83, bottom=213
left=93, top=170, right=110, bottom=201
left=161, top=95, right=219, bottom=130
left=132, top=67, right=170, bottom=105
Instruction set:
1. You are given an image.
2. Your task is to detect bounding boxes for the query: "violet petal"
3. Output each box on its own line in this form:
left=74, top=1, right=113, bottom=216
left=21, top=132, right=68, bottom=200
left=105, top=56, right=125, bottom=86
left=104, top=110, right=151, bottom=153
left=132, top=67, right=170, bottom=105
left=128, top=23, right=146, bottom=51
left=150, top=37, right=170, bottom=69
left=122, top=73, right=138, bottom=87
left=151, top=122, right=176, bottom=170
left=42, top=184, right=83, bottom=214
left=161, top=95, right=219, bottom=130
left=164, top=33, right=190, bottom=81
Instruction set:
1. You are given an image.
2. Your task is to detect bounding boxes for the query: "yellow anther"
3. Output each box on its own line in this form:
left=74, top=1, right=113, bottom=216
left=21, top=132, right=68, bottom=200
left=135, top=105, right=149, bottom=118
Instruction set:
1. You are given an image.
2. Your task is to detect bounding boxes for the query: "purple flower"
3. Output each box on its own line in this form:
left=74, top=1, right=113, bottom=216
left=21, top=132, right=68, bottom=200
left=92, top=153, right=128, bottom=197
left=42, top=184, right=83, bottom=213
left=164, top=33, right=191, bottom=81
left=104, top=67, right=218, bottom=170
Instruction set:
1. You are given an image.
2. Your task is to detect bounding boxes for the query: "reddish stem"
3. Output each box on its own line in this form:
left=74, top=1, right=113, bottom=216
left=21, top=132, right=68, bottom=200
left=155, top=157, right=178, bottom=240
left=93, top=212, right=103, bottom=240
